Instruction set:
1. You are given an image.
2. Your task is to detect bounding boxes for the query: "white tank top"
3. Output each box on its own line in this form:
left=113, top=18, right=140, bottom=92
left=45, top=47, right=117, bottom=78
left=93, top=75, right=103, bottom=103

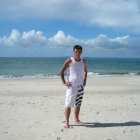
left=67, top=57, right=84, bottom=85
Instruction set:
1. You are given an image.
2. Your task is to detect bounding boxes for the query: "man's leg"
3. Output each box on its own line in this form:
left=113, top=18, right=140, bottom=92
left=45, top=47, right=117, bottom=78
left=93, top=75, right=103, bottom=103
left=64, top=107, right=71, bottom=128
left=74, top=85, right=84, bottom=124
left=74, top=106, right=81, bottom=123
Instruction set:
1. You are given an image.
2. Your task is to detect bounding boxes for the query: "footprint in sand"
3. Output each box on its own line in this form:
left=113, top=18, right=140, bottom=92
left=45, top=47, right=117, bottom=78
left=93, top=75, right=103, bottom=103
left=70, top=126, right=74, bottom=129
left=123, top=130, right=126, bottom=134
left=43, top=96, right=48, bottom=98
left=122, top=127, right=130, bottom=134
left=3, top=132, right=8, bottom=134
left=96, top=111, right=100, bottom=115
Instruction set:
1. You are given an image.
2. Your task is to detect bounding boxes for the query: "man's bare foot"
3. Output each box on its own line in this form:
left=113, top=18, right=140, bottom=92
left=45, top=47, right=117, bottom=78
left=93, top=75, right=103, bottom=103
left=75, top=120, right=84, bottom=125
left=64, top=121, right=69, bottom=128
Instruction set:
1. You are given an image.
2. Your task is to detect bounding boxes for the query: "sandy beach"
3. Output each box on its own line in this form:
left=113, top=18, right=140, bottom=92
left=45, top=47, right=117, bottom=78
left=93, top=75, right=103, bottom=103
left=0, top=75, right=140, bottom=140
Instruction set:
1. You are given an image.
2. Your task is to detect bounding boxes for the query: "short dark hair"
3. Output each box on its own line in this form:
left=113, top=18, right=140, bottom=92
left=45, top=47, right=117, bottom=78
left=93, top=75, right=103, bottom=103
left=73, top=45, right=82, bottom=52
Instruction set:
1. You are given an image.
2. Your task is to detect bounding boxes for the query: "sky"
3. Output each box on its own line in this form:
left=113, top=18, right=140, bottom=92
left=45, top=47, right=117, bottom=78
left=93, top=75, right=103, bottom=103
left=0, top=0, right=140, bottom=58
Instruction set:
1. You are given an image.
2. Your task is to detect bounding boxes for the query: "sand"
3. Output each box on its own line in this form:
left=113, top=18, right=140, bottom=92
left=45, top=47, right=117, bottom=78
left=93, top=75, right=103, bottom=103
left=0, top=76, right=140, bottom=140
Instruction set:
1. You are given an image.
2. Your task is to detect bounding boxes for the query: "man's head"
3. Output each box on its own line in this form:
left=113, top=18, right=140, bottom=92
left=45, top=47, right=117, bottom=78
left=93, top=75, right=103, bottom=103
left=73, top=45, right=82, bottom=52
left=73, top=45, right=82, bottom=59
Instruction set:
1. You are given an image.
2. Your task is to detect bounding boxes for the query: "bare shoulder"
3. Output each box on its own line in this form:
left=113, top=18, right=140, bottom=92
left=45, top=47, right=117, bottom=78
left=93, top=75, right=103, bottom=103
left=64, top=58, right=72, bottom=66
left=66, top=58, right=72, bottom=63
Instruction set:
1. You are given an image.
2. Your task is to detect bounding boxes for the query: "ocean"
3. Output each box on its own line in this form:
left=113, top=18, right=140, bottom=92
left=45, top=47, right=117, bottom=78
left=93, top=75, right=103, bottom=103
left=0, top=57, right=140, bottom=79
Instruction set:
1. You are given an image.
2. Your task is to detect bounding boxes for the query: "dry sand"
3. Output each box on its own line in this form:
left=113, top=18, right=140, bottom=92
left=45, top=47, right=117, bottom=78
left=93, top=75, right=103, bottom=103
left=0, top=76, right=140, bottom=140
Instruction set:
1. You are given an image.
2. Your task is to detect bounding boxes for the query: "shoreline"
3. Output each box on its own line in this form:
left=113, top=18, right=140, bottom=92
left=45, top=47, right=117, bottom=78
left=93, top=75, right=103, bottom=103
left=0, top=74, right=140, bottom=80
left=0, top=71, right=140, bottom=80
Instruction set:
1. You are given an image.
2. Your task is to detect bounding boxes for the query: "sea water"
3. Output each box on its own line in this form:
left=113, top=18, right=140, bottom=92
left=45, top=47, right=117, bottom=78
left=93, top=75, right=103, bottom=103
left=0, top=57, right=140, bottom=79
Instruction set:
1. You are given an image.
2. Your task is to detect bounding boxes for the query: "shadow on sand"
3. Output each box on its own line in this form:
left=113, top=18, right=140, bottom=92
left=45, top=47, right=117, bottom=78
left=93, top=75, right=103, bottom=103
left=70, top=121, right=140, bottom=128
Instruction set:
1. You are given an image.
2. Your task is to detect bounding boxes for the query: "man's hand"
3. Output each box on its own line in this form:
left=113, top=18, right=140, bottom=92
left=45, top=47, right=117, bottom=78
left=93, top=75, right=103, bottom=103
left=64, top=82, right=72, bottom=87
left=83, top=81, right=86, bottom=87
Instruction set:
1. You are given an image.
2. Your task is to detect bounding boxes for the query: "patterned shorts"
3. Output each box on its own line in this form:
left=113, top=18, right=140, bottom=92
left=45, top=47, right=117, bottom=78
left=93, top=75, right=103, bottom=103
left=65, top=85, right=84, bottom=107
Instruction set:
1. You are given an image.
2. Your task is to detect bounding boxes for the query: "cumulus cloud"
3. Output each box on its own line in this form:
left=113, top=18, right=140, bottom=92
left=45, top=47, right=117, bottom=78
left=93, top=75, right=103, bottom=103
left=0, top=29, right=140, bottom=57
left=48, top=31, right=84, bottom=48
left=0, top=29, right=47, bottom=47
left=0, top=0, right=140, bottom=33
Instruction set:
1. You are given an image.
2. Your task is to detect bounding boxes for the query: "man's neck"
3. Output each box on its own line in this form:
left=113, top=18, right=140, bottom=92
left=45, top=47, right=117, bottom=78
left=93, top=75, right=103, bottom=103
left=74, top=56, right=81, bottom=61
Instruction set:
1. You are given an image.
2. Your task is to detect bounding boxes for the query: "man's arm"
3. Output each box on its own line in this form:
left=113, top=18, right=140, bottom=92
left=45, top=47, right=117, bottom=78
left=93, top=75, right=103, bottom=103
left=83, top=58, right=87, bottom=87
left=60, top=58, right=71, bottom=86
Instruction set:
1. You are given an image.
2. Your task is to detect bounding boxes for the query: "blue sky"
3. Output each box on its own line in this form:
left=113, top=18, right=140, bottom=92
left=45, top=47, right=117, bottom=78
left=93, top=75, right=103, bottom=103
left=0, top=0, right=140, bottom=58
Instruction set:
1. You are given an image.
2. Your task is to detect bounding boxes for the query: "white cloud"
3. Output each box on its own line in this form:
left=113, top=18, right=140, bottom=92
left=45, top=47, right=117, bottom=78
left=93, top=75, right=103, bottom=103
left=48, top=31, right=83, bottom=48
left=0, top=29, right=140, bottom=57
left=0, top=0, right=140, bottom=33
left=0, top=29, right=47, bottom=47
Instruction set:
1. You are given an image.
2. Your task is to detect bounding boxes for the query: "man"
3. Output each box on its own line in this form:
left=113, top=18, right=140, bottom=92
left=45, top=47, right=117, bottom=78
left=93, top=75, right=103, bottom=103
left=60, top=45, right=87, bottom=128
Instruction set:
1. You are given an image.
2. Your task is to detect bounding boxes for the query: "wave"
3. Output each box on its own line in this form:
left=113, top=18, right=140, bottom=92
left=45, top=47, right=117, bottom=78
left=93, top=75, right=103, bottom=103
left=0, top=72, right=140, bottom=79
left=0, top=74, right=59, bottom=80
left=87, top=72, right=140, bottom=76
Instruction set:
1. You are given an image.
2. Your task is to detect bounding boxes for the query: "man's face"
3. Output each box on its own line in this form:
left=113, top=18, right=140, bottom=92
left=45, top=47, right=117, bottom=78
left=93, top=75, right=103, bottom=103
left=73, top=49, right=82, bottom=58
